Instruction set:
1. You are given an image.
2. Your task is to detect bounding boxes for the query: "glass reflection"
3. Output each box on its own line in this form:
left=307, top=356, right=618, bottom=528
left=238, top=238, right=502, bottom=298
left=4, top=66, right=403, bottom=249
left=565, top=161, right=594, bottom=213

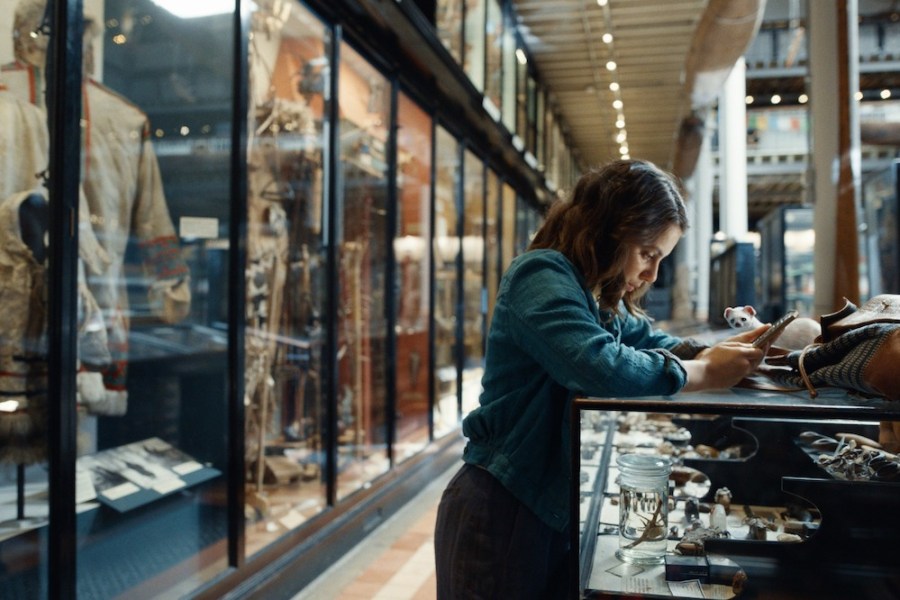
left=464, top=0, right=485, bottom=92
left=244, top=0, right=329, bottom=554
left=516, top=196, right=531, bottom=255
left=0, top=1, right=52, bottom=594
left=336, top=42, right=390, bottom=499
left=501, top=182, right=516, bottom=271
left=536, top=88, right=545, bottom=168
left=433, top=125, right=460, bottom=437
left=84, top=0, right=233, bottom=595
left=501, top=13, right=516, bottom=132
left=394, top=93, right=432, bottom=462
left=526, top=74, right=537, bottom=155
left=461, top=149, right=484, bottom=417
left=485, top=169, right=500, bottom=331
left=484, top=0, right=503, bottom=114
left=436, top=0, right=463, bottom=63
left=0, top=0, right=235, bottom=595
left=516, top=48, right=527, bottom=139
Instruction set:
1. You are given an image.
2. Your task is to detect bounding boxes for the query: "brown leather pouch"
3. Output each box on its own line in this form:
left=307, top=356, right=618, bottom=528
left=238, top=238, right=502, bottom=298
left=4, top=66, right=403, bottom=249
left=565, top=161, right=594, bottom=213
left=821, top=295, right=900, bottom=341
left=758, top=295, right=900, bottom=402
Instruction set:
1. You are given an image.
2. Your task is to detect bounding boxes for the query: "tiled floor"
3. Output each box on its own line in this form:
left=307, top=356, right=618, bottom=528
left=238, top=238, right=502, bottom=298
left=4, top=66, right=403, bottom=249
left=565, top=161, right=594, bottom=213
left=291, top=463, right=456, bottom=600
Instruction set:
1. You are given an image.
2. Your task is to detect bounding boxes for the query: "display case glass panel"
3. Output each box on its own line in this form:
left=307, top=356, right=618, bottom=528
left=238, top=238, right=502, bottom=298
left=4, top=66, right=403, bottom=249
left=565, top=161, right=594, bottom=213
left=436, top=0, right=463, bottom=64
left=861, top=160, right=899, bottom=296
left=530, top=203, right=542, bottom=245
left=485, top=169, right=500, bottom=331
left=461, top=149, right=484, bottom=417
left=463, top=0, right=485, bottom=93
left=536, top=87, right=546, bottom=169
left=546, top=115, right=559, bottom=189
left=0, top=2, right=57, bottom=594
left=433, top=125, right=460, bottom=438
left=501, top=14, right=516, bottom=133
left=0, top=0, right=239, bottom=595
left=708, top=241, right=756, bottom=327
left=555, top=123, right=564, bottom=185
left=394, top=92, right=432, bottom=462
left=525, top=73, right=537, bottom=155
left=501, top=182, right=517, bottom=271
left=244, top=0, right=330, bottom=555
left=515, top=48, right=527, bottom=139
left=758, top=206, right=814, bottom=322
left=515, top=196, right=532, bottom=255
left=484, top=0, right=503, bottom=116
left=336, top=41, right=391, bottom=499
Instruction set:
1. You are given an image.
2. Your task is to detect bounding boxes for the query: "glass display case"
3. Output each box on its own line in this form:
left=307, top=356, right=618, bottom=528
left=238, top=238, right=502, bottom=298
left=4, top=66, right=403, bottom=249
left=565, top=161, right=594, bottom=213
left=334, top=40, right=392, bottom=500
left=0, top=1, right=57, bottom=592
left=501, top=181, right=517, bottom=272
left=515, top=44, right=528, bottom=144
left=461, top=149, right=485, bottom=417
left=535, top=87, right=546, bottom=169
left=393, top=92, right=433, bottom=464
left=525, top=73, right=537, bottom=157
left=243, top=0, right=330, bottom=554
left=501, top=10, right=517, bottom=133
left=513, top=195, right=541, bottom=255
left=547, top=115, right=565, bottom=191
left=436, top=0, right=463, bottom=64
left=758, top=205, right=815, bottom=322
left=861, top=160, right=900, bottom=296
left=484, top=0, right=503, bottom=119
left=485, top=169, right=501, bottom=331
left=708, top=241, right=757, bottom=327
left=572, top=390, right=900, bottom=599
left=433, top=125, right=461, bottom=437
left=0, top=0, right=234, bottom=596
left=463, top=0, right=486, bottom=93
left=0, top=0, right=552, bottom=596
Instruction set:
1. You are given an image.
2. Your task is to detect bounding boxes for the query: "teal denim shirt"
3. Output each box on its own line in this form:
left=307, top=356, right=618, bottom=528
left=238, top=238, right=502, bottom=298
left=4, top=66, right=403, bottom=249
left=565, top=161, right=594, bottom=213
left=462, top=249, right=698, bottom=532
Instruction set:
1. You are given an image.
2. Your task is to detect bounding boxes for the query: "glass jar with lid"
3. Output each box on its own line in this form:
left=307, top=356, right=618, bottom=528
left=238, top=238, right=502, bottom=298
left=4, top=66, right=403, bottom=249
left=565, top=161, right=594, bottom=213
left=615, top=453, right=672, bottom=565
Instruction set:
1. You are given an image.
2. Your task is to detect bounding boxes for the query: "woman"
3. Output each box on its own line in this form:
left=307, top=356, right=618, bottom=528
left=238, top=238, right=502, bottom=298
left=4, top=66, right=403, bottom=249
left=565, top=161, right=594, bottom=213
left=434, top=160, right=767, bottom=599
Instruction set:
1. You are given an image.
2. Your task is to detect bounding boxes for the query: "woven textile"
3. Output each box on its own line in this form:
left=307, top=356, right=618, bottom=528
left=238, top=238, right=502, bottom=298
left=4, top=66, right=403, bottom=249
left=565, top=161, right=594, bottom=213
left=761, top=295, right=900, bottom=401
left=765, top=323, right=900, bottom=400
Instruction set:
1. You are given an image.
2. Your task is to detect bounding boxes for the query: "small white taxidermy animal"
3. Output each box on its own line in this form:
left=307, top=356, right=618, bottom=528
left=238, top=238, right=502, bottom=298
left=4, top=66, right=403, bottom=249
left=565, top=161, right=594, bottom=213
left=724, top=305, right=763, bottom=330
left=723, top=305, right=821, bottom=350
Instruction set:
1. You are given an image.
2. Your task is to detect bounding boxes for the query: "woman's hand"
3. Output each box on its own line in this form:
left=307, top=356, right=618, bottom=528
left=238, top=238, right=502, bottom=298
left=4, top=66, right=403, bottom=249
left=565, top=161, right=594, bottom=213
left=723, top=324, right=769, bottom=346
left=681, top=326, right=768, bottom=392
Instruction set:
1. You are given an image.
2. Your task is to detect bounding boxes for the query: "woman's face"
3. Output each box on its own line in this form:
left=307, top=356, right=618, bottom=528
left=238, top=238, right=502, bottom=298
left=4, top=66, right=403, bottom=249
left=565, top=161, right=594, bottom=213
left=620, top=224, right=682, bottom=298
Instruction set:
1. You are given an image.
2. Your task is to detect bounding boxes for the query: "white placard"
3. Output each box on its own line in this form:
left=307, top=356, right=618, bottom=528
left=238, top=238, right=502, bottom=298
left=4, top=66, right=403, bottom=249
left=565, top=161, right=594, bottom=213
left=667, top=580, right=705, bottom=598
left=180, top=216, right=220, bottom=239
left=76, top=469, right=97, bottom=504
left=152, top=478, right=186, bottom=495
left=101, top=482, right=141, bottom=501
left=173, top=461, right=204, bottom=475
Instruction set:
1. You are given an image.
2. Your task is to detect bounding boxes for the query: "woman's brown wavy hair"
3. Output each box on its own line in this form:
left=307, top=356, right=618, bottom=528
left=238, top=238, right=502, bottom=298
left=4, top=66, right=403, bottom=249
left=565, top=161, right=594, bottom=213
left=528, top=159, right=688, bottom=315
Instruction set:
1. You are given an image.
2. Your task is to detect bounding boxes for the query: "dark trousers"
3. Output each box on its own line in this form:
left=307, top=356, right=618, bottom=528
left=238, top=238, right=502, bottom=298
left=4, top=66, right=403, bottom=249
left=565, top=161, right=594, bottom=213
left=434, top=464, right=571, bottom=599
